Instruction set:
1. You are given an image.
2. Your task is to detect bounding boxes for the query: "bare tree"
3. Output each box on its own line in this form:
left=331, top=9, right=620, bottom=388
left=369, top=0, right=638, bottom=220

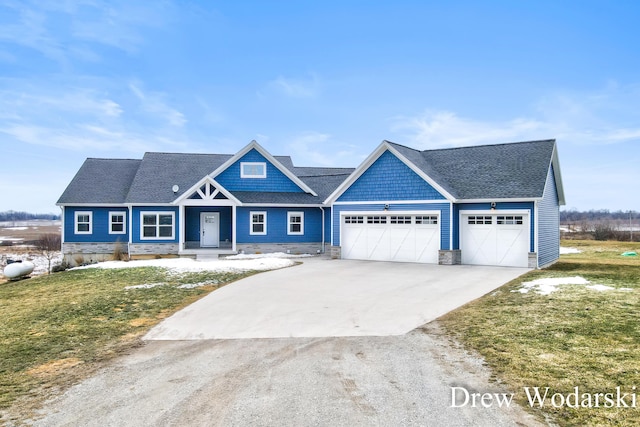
left=36, top=233, right=61, bottom=274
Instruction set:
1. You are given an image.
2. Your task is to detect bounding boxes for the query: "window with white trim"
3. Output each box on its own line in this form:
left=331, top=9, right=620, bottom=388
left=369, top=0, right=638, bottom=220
left=241, top=162, right=266, bottom=178
left=75, top=211, right=92, bottom=234
left=415, top=215, right=438, bottom=225
left=288, top=212, right=304, bottom=235
left=141, top=212, right=175, bottom=240
left=250, top=212, right=267, bottom=235
left=109, top=212, right=126, bottom=234
left=468, top=215, right=493, bottom=225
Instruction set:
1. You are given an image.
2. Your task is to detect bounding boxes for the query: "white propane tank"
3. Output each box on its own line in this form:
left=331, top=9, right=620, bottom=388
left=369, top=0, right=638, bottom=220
left=3, top=261, right=35, bottom=279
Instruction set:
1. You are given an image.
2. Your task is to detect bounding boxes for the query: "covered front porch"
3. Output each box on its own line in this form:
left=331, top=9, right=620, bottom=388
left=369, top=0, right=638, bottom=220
left=178, top=205, right=237, bottom=256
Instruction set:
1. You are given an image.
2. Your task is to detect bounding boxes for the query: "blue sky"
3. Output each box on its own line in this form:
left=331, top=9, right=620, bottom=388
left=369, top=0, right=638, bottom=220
left=1, top=0, right=639, bottom=213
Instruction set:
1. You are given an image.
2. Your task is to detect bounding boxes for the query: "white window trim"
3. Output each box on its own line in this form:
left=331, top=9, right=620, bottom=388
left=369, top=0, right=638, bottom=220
left=140, top=211, right=175, bottom=240
left=241, top=162, right=267, bottom=178
left=287, top=211, right=304, bottom=235
left=75, top=211, right=92, bottom=234
left=109, top=211, right=127, bottom=235
left=250, top=211, right=267, bottom=235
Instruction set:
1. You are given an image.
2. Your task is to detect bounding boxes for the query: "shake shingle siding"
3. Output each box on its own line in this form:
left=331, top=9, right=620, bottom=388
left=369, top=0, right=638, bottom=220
left=538, top=165, right=561, bottom=267
left=338, top=150, right=446, bottom=202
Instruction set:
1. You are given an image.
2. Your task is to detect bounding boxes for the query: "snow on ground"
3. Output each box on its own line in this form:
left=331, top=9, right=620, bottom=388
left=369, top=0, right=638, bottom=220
left=560, top=247, right=582, bottom=254
left=515, top=276, right=630, bottom=295
left=73, top=257, right=296, bottom=274
left=1, top=251, right=63, bottom=276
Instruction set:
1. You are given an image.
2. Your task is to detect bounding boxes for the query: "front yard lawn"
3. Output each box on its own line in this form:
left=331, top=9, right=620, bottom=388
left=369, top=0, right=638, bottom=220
left=0, top=264, right=260, bottom=422
left=440, top=240, right=640, bottom=426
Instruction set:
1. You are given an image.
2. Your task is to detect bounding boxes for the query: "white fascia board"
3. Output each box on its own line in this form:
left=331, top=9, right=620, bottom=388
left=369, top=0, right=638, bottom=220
left=339, top=209, right=441, bottom=216
left=209, top=140, right=317, bottom=197
left=240, top=203, right=325, bottom=208
left=56, top=203, right=128, bottom=207
left=125, top=203, right=176, bottom=207
left=550, top=143, right=566, bottom=206
left=324, top=141, right=456, bottom=204
left=172, top=176, right=240, bottom=205
left=333, top=200, right=448, bottom=205
left=455, top=198, right=540, bottom=204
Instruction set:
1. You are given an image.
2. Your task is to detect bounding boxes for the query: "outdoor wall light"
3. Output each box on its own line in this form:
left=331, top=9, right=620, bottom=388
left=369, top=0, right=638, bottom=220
left=384, top=204, right=389, bottom=211
left=491, top=202, right=496, bottom=210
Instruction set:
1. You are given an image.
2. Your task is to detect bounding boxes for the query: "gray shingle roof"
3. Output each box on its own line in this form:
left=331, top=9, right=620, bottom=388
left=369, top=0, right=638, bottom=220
left=58, top=140, right=556, bottom=206
left=386, top=139, right=556, bottom=200
left=57, top=158, right=141, bottom=204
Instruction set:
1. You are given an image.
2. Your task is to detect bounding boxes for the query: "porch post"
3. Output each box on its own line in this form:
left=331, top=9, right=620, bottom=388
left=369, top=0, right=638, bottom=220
left=232, top=205, right=237, bottom=252
left=179, top=204, right=185, bottom=253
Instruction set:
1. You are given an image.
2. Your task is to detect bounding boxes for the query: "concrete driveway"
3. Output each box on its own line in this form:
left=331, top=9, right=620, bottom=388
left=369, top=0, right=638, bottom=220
left=145, top=257, right=529, bottom=340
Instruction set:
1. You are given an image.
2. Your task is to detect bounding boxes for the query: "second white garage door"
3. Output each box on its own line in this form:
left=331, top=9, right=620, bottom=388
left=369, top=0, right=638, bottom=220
left=460, top=213, right=530, bottom=267
left=341, top=213, right=440, bottom=263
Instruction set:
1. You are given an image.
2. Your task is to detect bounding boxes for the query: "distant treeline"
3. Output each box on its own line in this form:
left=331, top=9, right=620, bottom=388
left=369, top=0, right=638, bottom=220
left=561, top=209, right=637, bottom=222
left=0, top=211, right=60, bottom=221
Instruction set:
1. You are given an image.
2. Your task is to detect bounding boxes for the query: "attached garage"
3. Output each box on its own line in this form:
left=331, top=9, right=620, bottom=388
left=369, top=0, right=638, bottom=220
left=460, top=212, right=530, bottom=267
left=341, top=213, right=440, bottom=263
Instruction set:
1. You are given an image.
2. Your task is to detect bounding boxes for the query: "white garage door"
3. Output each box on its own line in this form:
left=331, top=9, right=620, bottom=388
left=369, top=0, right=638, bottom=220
left=461, top=214, right=529, bottom=267
left=341, top=214, right=440, bottom=263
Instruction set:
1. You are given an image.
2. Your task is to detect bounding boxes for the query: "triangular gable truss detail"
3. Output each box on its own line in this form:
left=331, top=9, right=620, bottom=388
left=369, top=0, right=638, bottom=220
left=189, top=182, right=228, bottom=201
left=173, top=176, right=240, bottom=205
left=210, top=140, right=318, bottom=197
left=324, top=141, right=456, bottom=204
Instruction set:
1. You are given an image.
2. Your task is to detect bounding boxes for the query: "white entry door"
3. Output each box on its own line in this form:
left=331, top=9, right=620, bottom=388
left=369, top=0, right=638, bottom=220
left=460, top=213, right=529, bottom=267
left=341, top=213, right=440, bottom=263
left=200, top=212, right=220, bottom=247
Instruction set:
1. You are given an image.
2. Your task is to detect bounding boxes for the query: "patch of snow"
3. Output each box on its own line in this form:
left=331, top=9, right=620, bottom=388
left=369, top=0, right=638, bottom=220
left=72, top=257, right=295, bottom=274
left=515, top=276, right=590, bottom=295
left=560, top=247, right=582, bottom=254
left=177, top=281, right=219, bottom=289
left=225, top=252, right=313, bottom=260
left=0, top=237, right=24, bottom=241
left=4, top=226, right=29, bottom=231
left=1, top=251, right=63, bottom=276
left=515, top=276, right=630, bottom=295
left=125, top=283, right=168, bottom=290
left=586, top=284, right=615, bottom=292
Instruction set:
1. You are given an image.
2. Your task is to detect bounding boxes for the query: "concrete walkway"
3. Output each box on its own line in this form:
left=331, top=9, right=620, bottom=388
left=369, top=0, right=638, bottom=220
left=145, top=258, right=529, bottom=340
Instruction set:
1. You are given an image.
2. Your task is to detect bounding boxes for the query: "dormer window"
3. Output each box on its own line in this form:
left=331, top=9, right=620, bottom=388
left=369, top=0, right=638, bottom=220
left=241, top=162, right=266, bottom=178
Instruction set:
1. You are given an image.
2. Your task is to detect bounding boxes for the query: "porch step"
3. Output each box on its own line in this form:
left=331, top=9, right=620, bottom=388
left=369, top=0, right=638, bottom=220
left=196, top=253, right=220, bottom=261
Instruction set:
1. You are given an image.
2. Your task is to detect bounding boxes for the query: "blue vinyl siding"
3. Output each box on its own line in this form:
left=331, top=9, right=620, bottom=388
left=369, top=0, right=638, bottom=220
left=184, top=207, right=232, bottom=243
left=323, top=207, right=332, bottom=243
left=332, top=202, right=451, bottom=250
left=132, top=206, right=179, bottom=243
left=236, top=207, right=323, bottom=243
left=338, top=150, right=446, bottom=202
left=452, top=202, right=535, bottom=252
left=215, top=149, right=303, bottom=193
left=538, top=165, right=560, bottom=267
left=64, top=207, right=128, bottom=243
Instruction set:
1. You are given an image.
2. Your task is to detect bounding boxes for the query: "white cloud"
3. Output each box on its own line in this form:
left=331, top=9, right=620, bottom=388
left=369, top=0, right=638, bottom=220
left=288, top=131, right=360, bottom=167
left=391, top=83, right=640, bottom=149
left=267, top=74, right=320, bottom=98
left=129, top=82, right=187, bottom=127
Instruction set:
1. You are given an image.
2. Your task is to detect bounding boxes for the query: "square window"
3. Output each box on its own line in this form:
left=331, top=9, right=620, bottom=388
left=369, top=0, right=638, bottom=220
left=75, top=211, right=92, bottom=234
left=109, top=212, right=126, bottom=234
left=250, top=212, right=267, bottom=235
left=241, top=162, right=267, bottom=178
left=288, top=212, right=304, bottom=235
left=140, top=212, right=174, bottom=240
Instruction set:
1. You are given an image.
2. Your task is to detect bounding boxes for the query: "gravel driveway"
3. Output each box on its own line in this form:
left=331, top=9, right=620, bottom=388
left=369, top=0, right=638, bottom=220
left=27, top=323, right=543, bottom=427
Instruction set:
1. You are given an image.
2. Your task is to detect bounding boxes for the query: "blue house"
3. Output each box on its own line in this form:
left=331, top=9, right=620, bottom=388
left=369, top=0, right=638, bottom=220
left=57, top=139, right=564, bottom=268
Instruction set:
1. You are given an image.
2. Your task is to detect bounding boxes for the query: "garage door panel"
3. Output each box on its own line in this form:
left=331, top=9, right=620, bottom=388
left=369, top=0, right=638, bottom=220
left=461, top=214, right=529, bottom=268
left=341, top=214, right=440, bottom=264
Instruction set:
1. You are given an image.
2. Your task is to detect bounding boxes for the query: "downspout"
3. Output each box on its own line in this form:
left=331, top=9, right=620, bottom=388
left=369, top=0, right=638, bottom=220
left=127, top=205, right=133, bottom=260
left=320, top=207, right=325, bottom=254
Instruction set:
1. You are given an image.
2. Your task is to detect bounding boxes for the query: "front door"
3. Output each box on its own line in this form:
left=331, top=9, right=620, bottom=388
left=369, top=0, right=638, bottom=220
left=200, top=212, right=220, bottom=248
